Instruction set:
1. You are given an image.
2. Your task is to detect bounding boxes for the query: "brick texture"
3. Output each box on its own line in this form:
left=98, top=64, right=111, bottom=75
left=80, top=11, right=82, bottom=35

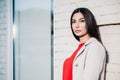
left=0, top=0, right=13, bottom=80
left=54, top=0, right=120, bottom=80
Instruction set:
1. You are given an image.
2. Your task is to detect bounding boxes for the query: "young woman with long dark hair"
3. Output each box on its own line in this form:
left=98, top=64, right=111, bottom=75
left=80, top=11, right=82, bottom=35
left=62, top=8, right=106, bottom=80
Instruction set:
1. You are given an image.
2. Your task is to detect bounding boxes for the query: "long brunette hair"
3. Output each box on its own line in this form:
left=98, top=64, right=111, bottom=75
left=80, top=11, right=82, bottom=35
left=70, top=8, right=102, bottom=43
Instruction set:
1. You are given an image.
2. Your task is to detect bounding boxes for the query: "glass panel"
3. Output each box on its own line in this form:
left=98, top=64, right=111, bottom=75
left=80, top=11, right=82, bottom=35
left=13, top=0, right=52, bottom=80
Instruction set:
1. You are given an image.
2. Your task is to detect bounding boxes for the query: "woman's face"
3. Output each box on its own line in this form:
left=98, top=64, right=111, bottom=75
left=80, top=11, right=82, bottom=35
left=72, top=12, right=88, bottom=38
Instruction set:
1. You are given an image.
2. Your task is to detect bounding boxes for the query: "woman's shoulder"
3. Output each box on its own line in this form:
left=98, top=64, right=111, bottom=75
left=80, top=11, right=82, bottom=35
left=86, top=37, right=104, bottom=48
left=86, top=37, right=106, bottom=55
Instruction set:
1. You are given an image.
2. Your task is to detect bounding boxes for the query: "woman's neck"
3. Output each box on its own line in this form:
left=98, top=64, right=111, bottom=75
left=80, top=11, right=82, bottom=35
left=79, top=34, right=91, bottom=43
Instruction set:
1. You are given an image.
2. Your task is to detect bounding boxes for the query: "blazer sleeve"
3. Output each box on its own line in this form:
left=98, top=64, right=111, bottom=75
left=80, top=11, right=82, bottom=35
left=83, top=42, right=106, bottom=80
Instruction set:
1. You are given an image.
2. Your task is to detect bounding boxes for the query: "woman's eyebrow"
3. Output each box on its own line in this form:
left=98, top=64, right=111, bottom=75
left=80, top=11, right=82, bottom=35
left=72, top=17, right=85, bottom=20
left=79, top=18, right=85, bottom=20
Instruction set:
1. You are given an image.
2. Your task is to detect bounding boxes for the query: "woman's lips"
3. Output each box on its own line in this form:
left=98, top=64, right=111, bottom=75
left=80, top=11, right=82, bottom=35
left=75, top=30, right=81, bottom=33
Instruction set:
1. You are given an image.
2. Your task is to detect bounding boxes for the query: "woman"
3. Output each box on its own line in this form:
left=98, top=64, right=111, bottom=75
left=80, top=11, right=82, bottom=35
left=62, top=8, right=106, bottom=80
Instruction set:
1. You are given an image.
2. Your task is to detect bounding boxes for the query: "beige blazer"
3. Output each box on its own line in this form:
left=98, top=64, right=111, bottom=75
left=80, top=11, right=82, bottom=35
left=73, top=37, right=106, bottom=80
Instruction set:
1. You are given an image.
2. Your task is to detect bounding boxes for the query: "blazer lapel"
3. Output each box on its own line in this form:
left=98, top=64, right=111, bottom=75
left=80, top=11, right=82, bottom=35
left=74, top=44, right=86, bottom=60
left=74, top=37, right=95, bottom=60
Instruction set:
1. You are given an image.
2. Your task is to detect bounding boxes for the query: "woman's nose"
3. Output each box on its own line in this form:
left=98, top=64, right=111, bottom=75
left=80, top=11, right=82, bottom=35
left=75, top=22, right=79, bottom=28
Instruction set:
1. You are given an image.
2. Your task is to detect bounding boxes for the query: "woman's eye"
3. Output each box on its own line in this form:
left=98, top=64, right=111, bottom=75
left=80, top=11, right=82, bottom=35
left=72, top=20, right=75, bottom=23
left=80, top=19, right=85, bottom=22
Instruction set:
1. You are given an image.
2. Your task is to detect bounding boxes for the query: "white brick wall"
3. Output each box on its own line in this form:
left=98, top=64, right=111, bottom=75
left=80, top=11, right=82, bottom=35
left=0, top=0, right=13, bottom=80
left=54, top=0, right=120, bottom=80
left=100, top=25, right=120, bottom=80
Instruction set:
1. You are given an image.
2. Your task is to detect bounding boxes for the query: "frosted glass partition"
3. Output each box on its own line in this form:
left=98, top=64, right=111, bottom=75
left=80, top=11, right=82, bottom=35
left=13, top=0, right=52, bottom=80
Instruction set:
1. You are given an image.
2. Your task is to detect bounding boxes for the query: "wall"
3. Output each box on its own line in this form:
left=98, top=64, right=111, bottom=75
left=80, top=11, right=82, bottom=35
left=0, top=0, right=13, bottom=80
left=54, top=0, right=120, bottom=80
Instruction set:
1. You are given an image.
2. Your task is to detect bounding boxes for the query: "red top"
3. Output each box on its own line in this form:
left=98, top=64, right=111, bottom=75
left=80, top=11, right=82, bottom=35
left=62, top=43, right=84, bottom=80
